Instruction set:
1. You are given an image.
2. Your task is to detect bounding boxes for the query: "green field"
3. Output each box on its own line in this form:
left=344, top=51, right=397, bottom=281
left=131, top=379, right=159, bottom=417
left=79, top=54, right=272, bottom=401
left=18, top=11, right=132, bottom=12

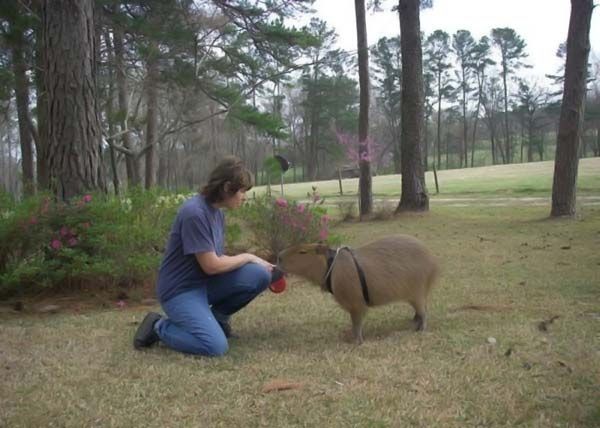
left=256, top=158, right=600, bottom=202
left=1, top=160, right=599, bottom=427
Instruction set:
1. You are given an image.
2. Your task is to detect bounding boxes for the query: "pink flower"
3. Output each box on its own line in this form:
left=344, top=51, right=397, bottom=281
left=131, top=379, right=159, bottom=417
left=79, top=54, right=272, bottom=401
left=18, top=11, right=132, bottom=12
left=321, top=215, right=330, bottom=224
left=60, top=226, right=69, bottom=237
left=116, top=300, right=127, bottom=308
left=275, top=198, right=288, bottom=208
left=319, top=228, right=329, bottom=241
left=82, top=194, right=92, bottom=203
left=29, top=216, right=38, bottom=225
left=67, top=237, right=78, bottom=247
left=296, top=204, right=305, bottom=213
left=50, top=239, right=62, bottom=250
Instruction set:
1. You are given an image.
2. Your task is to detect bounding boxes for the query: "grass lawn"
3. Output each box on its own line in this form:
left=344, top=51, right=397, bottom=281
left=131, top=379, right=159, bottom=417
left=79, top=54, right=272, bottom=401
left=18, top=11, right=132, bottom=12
left=1, top=161, right=599, bottom=427
left=257, top=157, right=600, bottom=202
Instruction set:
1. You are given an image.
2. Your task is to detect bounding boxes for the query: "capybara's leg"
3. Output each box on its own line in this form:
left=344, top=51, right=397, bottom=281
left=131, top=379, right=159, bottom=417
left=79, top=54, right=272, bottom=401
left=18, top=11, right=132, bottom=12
left=350, top=310, right=366, bottom=344
left=410, top=301, right=427, bottom=332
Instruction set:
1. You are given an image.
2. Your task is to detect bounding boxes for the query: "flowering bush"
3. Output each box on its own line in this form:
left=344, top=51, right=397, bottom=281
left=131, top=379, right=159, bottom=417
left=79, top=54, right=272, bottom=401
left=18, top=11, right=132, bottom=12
left=0, top=190, right=178, bottom=297
left=236, top=189, right=338, bottom=258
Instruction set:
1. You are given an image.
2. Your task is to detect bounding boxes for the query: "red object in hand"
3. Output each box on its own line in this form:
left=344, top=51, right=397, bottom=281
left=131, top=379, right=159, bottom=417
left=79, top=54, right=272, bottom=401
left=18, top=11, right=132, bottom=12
left=269, top=268, right=286, bottom=293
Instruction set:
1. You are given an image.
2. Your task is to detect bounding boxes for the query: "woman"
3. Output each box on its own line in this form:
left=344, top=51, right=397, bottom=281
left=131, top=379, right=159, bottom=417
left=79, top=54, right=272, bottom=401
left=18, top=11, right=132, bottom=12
left=133, top=156, right=274, bottom=356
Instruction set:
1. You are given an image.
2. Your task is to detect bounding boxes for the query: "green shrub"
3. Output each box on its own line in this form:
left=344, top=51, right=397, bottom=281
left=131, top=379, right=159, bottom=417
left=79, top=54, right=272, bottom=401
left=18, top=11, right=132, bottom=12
left=0, top=190, right=180, bottom=297
left=234, top=188, right=341, bottom=257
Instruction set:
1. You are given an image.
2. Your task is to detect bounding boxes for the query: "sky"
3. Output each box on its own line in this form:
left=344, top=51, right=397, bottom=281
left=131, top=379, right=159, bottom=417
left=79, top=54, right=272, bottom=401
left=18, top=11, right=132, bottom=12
left=310, top=0, right=599, bottom=84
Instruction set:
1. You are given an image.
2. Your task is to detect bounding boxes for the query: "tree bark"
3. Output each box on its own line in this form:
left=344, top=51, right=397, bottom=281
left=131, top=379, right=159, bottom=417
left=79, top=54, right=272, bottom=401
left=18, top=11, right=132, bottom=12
left=551, top=0, right=593, bottom=217
left=11, top=29, right=35, bottom=195
left=396, top=0, right=429, bottom=213
left=33, top=0, right=49, bottom=190
left=527, top=119, right=534, bottom=162
left=103, top=30, right=121, bottom=196
left=307, top=62, right=320, bottom=181
left=42, top=0, right=105, bottom=202
left=112, top=19, right=141, bottom=187
left=501, top=62, right=511, bottom=163
left=144, top=41, right=159, bottom=189
left=460, top=67, right=468, bottom=168
left=436, top=72, right=442, bottom=169
left=355, top=0, right=372, bottom=216
left=471, top=70, right=484, bottom=167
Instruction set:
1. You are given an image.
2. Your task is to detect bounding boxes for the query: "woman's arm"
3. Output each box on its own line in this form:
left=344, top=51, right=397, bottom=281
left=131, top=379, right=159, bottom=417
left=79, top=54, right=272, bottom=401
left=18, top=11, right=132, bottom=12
left=195, top=251, right=273, bottom=275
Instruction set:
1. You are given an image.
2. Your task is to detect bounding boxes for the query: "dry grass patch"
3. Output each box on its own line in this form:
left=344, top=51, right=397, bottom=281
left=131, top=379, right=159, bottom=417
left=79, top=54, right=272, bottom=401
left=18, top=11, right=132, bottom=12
left=1, top=205, right=599, bottom=427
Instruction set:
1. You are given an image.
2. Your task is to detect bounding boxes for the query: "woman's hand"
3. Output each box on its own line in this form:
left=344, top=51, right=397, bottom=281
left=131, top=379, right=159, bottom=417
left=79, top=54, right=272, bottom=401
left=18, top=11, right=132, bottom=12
left=245, top=253, right=275, bottom=271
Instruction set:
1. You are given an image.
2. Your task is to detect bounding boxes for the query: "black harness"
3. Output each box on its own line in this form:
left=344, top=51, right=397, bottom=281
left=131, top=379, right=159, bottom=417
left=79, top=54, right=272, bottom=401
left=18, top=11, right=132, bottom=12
left=325, top=247, right=371, bottom=305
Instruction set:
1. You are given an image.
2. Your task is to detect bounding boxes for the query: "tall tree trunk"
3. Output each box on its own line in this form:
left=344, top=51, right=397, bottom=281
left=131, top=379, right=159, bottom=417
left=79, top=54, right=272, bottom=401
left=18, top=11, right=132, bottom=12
left=471, top=112, right=479, bottom=167
left=418, top=116, right=422, bottom=174
left=157, top=142, right=168, bottom=187
left=527, top=120, right=534, bottom=162
left=551, top=0, right=593, bottom=217
left=396, top=0, right=429, bottom=213
left=471, top=71, right=484, bottom=167
left=307, top=62, right=320, bottom=181
left=308, top=120, right=318, bottom=180
left=461, top=67, right=468, bottom=168
left=144, top=43, right=159, bottom=189
left=11, top=29, right=35, bottom=195
left=103, top=31, right=121, bottom=196
left=33, top=3, right=49, bottom=190
left=355, top=0, right=372, bottom=216
left=7, top=114, right=13, bottom=193
left=520, top=120, right=525, bottom=163
left=42, top=0, right=105, bottom=202
left=436, top=74, right=442, bottom=169
left=112, top=20, right=140, bottom=187
left=501, top=64, right=511, bottom=163
left=445, top=129, right=449, bottom=168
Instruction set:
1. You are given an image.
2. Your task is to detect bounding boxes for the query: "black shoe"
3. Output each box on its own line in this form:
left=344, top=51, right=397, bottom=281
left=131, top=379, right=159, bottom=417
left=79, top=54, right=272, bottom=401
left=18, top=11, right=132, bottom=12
left=212, top=309, right=237, bottom=339
left=133, top=312, right=162, bottom=349
left=217, top=321, right=233, bottom=339
left=218, top=320, right=238, bottom=339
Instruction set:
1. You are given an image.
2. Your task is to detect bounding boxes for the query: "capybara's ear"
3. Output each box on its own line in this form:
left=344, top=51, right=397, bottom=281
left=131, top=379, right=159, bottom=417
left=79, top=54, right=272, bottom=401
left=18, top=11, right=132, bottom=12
left=315, top=243, right=329, bottom=255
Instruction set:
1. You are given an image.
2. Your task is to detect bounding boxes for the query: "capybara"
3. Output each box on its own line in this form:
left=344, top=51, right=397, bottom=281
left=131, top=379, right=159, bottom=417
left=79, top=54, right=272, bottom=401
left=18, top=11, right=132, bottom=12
left=277, top=235, right=440, bottom=344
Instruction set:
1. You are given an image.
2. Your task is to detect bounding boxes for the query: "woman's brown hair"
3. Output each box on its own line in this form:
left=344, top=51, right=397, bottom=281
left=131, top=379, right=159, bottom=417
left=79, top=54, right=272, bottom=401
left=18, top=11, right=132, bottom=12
left=201, top=156, right=254, bottom=203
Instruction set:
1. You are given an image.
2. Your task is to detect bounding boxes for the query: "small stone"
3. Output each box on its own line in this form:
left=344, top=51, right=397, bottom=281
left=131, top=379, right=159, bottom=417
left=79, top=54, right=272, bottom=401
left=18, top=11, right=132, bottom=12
left=487, top=337, right=497, bottom=345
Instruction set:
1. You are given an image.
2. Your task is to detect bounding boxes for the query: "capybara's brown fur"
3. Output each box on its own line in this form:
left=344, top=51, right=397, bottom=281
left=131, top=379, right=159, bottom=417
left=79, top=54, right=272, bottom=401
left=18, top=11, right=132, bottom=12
left=277, top=235, right=440, bottom=344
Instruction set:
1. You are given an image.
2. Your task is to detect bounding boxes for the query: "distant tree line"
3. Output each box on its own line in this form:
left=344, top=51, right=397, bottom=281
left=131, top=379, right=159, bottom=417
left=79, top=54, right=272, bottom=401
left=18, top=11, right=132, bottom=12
left=0, top=0, right=597, bottom=206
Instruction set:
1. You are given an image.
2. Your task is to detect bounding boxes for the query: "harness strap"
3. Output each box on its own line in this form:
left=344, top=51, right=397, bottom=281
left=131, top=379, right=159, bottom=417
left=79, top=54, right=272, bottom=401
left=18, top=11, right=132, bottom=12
left=325, top=247, right=371, bottom=305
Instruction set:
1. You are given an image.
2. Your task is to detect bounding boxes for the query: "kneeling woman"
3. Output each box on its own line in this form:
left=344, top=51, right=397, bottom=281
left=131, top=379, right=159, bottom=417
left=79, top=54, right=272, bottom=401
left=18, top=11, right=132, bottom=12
left=134, top=156, right=274, bottom=356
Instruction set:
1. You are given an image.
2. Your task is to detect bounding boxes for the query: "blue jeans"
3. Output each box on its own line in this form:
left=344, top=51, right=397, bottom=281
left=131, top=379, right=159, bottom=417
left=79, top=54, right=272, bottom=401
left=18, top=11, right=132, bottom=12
left=154, top=263, right=270, bottom=356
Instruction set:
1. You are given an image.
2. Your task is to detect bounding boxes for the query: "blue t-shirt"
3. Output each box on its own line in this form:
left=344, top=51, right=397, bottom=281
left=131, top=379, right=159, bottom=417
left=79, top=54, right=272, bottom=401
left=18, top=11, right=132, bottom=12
left=157, top=194, right=225, bottom=302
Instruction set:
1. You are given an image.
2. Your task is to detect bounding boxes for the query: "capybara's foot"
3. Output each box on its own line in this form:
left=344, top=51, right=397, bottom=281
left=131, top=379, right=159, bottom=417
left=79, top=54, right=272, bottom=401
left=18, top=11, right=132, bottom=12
left=413, top=313, right=427, bottom=332
left=340, top=329, right=364, bottom=344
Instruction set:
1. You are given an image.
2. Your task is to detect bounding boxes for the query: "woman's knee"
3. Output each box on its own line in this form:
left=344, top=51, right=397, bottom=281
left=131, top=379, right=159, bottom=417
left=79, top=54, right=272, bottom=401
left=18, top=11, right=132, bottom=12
left=241, top=263, right=271, bottom=291
left=205, top=336, right=229, bottom=356
left=189, top=333, right=229, bottom=357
